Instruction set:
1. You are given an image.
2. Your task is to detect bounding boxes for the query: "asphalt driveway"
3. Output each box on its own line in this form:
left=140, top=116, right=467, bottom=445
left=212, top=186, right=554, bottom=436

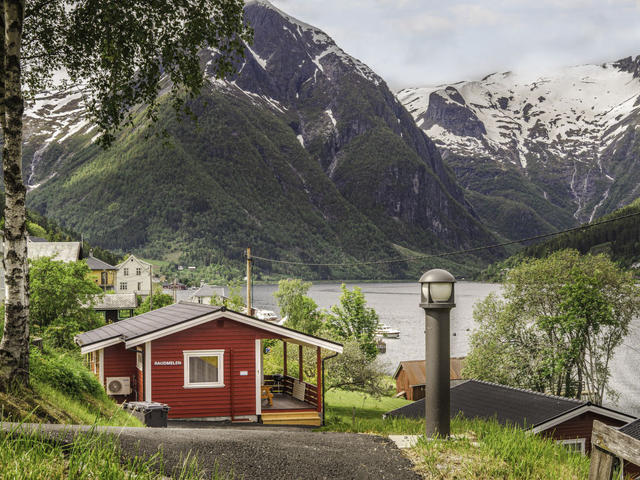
left=1, top=423, right=421, bottom=479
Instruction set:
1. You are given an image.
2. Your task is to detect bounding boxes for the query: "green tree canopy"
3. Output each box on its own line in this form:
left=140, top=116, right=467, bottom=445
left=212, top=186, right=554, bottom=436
left=210, top=281, right=246, bottom=312
left=135, top=292, right=174, bottom=315
left=29, top=257, right=104, bottom=349
left=0, top=0, right=251, bottom=388
left=326, top=284, right=379, bottom=360
left=274, top=278, right=323, bottom=335
left=463, top=249, right=640, bottom=403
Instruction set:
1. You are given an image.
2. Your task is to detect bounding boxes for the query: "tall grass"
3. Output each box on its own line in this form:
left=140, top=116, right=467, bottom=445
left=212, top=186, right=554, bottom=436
left=411, top=417, right=590, bottom=479
left=0, top=424, right=233, bottom=479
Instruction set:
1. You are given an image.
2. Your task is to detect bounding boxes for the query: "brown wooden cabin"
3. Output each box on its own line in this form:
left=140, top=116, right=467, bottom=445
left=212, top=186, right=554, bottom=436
left=394, top=358, right=465, bottom=400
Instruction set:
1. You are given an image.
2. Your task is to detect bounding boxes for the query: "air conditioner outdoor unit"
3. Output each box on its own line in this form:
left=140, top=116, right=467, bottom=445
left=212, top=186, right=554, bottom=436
left=106, top=377, right=131, bottom=396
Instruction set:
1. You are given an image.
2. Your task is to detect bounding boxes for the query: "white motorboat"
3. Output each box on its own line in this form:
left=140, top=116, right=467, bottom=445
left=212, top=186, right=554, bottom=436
left=375, top=324, right=400, bottom=338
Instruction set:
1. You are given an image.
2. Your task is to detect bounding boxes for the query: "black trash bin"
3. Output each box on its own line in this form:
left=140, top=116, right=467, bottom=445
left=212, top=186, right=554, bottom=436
left=123, top=401, right=170, bottom=427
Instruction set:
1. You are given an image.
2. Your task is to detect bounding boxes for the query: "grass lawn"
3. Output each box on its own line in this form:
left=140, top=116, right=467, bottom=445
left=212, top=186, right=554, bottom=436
left=321, top=389, right=591, bottom=479
left=321, top=389, right=423, bottom=434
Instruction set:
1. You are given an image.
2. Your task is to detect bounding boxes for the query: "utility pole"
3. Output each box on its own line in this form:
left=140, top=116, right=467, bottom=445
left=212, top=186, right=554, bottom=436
left=246, top=247, right=253, bottom=316
left=173, top=278, right=177, bottom=303
left=149, top=264, right=153, bottom=310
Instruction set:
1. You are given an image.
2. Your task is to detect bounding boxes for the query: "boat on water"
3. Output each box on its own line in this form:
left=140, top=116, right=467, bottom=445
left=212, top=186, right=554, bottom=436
left=375, top=324, right=400, bottom=339
left=254, top=309, right=279, bottom=322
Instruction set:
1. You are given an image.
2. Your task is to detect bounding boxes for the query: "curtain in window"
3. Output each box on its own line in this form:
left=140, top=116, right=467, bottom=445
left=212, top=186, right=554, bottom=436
left=189, top=356, right=219, bottom=383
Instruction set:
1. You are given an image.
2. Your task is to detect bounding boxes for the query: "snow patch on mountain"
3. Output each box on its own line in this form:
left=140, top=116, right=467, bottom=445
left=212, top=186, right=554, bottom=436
left=398, top=63, right=640, bottom=165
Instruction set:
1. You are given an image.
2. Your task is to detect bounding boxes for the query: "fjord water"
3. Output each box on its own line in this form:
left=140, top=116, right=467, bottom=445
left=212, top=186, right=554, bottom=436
left=250, top=281, right=640, bottom=416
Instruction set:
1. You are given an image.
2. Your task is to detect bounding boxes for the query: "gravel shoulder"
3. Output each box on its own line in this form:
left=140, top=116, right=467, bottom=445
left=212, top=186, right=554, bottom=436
left=1, top=423, right=421, bottom=479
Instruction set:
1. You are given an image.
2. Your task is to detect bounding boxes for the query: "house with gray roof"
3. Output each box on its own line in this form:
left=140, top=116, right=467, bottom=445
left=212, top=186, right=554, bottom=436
left=85, top=252, right=117, bottom=292
left=189, top=284, right=226, bottom=304
left=91, top=293, right=138, bottom=323
left=75, top=302, right=342, bottom=426
left=619, top=419, right=640, bottom=477
left=384, top=379, right=635, bottom=455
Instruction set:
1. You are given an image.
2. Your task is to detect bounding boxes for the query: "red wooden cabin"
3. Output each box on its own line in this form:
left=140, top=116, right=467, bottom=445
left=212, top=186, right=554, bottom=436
left=76, top=302, right=342, bottom=426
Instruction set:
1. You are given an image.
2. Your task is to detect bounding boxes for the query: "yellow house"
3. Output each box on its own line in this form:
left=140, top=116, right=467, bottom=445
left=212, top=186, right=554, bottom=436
left=85, top=253, right=117, bottom=291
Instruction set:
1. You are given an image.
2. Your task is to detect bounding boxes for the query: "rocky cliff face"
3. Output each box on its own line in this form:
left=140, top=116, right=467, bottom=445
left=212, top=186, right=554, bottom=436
left=223, top=0, right=492, bottom=250
left=21, top=0, right=499, bottom=277
left=398, top=59, right=640, bottom=239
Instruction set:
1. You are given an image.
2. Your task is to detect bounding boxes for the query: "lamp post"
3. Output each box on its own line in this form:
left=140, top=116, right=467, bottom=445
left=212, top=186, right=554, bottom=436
left=419, top=268, right=456, bottom=439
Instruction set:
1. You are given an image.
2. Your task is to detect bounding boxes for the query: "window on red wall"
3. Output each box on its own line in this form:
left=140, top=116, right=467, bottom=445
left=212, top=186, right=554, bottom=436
left=183, top=350, right=224, bottom=388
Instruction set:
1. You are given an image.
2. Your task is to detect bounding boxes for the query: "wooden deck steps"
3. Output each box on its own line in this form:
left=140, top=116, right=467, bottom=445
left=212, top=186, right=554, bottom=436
left=261, top=411, right=321, bottom=426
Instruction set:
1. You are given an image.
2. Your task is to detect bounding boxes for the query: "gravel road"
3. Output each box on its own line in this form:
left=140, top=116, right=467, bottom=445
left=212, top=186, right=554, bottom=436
left=1, top=423, right=422, bottom=479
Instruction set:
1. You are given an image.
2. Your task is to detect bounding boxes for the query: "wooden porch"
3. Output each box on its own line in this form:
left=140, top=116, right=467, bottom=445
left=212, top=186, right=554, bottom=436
left=261, top=375, right=321, bottom=426
left=259, top=340, right=324, bottom=426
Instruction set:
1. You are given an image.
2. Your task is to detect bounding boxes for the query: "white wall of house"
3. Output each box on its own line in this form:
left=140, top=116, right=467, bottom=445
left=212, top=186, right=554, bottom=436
left=116, top=255, right=152, bottom=296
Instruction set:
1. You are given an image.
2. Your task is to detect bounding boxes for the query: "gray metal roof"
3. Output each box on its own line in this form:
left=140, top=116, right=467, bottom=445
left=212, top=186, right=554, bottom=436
left=385, top=379, right=585, bottom=428
left=620, top=419, right=640, bottom=440
left=92, top=293, right=138, bottom=310
left=28, top=241, right=81, bottom=262
left=162, top=288, right=197, bottom=303
left=76, top=302, right=221, bottom=347
left=75, top=301, right=343, bottom=352
left=85, top=255, right=116, bottom=270
left=192, top=284, right=226, bottom=298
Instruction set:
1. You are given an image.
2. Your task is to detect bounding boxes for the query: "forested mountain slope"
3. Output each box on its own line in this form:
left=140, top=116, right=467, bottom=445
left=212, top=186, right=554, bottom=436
left=22, top=0, right=499, bottom=279
left=481, top=198, right=640, bottom=280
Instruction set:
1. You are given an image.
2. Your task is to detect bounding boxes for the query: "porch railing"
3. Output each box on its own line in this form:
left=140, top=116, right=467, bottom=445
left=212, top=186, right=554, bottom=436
left=264, top=374, right=318, bottom=408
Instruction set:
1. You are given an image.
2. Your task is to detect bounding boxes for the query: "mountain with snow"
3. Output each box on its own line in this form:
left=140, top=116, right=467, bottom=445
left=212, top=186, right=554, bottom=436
left=22, top=0, right=499, bottom=278
left=398, top=58, right=640, bottom=239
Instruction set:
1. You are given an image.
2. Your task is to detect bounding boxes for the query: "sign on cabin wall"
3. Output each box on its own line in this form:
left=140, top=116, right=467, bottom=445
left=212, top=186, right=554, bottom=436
left=154, top=361, right=182, bottom=366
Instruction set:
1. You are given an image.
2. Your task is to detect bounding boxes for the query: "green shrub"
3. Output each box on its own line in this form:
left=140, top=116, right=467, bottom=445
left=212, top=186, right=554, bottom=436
left=30, top=348, right=102, bottom=398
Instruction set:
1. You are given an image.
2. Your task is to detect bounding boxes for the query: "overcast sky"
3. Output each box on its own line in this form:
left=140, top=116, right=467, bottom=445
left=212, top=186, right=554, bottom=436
left=270, top=0, right=640, bottom=89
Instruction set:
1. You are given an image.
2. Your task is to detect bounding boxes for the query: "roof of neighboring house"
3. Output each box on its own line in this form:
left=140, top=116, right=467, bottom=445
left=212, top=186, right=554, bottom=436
left=27, top=236, right=48, bottom=242
left=75, top=302, right=343, bottom=354
left=85, top=254, right=116, bottom=271
left=28, top=241, right=81, bottom=262
left=385, top=380, right=585, bottom=428
left=92, top=293, right=138, bottom=310
left=192, top=284, right=225, bottom=299
left=162, top=288, right=195, bottom=303
left=393, top=358, right=466, bottom=385
left=620, top=419, right=640, bottom=440
left=116, top=254, right=152, bottom=269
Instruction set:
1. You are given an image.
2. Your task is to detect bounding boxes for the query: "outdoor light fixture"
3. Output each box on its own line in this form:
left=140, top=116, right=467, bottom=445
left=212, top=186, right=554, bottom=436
left=420, top=269, right=456, bottom=306
left=419, top=268, right=456, bottom=439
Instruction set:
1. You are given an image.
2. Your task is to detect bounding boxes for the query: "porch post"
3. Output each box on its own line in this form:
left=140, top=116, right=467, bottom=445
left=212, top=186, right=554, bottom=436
left=298, top=345, right=303, bottom=381
left=283, top=341, right=287, bottom=377
left=316, top=347, right=322, bottom=412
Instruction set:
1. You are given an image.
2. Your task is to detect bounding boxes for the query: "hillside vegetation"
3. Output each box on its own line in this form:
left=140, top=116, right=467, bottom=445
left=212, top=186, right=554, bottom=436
left=481, top=197, right=640, bottom=280
left=0, top=345, right=139, bottom=426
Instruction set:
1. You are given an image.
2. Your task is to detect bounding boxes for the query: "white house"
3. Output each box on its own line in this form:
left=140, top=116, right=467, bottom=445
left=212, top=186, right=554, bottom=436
left=115, top=255, right=153, bottom=297
left=189, top=284, right=226, bottom=304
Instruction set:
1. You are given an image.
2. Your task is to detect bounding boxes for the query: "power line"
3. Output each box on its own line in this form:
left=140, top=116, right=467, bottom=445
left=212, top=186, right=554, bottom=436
left=251, top=210, right=640, bottom=267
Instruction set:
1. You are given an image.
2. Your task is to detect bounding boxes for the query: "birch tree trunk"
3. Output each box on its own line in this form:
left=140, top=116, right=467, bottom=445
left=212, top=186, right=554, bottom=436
left=0, top=0, right=28, bottom=389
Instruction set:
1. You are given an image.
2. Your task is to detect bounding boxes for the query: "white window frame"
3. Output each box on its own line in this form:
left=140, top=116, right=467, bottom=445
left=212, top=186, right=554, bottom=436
left=136, top=267, right=142, bottom=276
left=558, top=438, right=586, bottom=455
left=120, top=282, right=127, bottom=291
left=123, top=267, right=129, bottom=276
left=183, top=349, right=225, bottom=389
